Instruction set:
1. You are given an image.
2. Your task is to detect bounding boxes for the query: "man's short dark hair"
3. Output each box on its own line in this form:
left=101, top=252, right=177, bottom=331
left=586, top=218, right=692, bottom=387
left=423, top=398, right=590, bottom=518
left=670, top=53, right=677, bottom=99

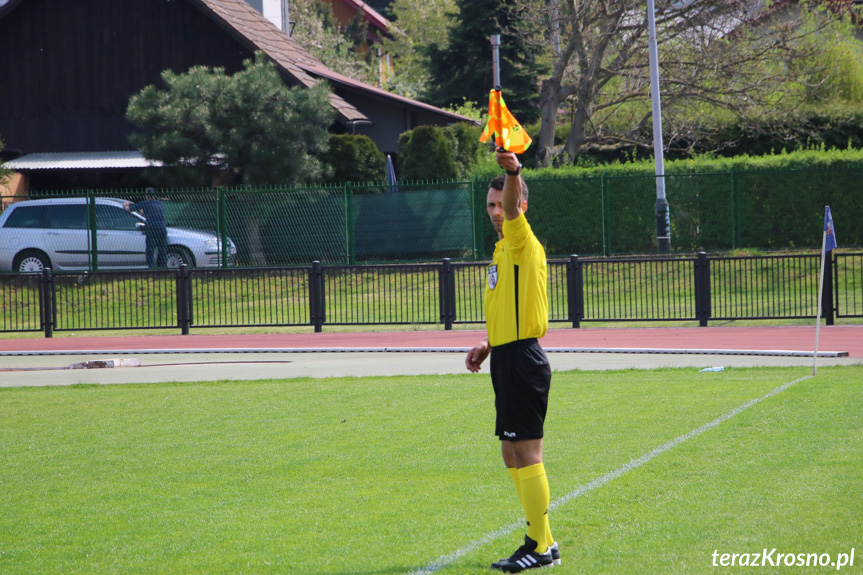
left=490, top=175, right=529, bottom=202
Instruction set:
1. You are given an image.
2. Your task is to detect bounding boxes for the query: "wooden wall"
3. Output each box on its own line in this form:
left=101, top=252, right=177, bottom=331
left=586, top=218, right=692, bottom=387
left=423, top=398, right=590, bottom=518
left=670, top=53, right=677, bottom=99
left=0, top=0, right=254, bottom=154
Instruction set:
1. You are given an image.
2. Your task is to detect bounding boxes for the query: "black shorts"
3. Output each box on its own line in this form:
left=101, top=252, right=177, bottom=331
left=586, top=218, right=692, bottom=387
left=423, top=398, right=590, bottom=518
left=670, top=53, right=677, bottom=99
left=490, top=338, right=552, bottom=441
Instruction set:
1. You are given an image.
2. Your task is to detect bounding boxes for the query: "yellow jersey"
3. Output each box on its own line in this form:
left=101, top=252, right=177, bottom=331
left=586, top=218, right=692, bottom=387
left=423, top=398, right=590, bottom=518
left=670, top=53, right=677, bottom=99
left=485, top=212, right=548, bottom=347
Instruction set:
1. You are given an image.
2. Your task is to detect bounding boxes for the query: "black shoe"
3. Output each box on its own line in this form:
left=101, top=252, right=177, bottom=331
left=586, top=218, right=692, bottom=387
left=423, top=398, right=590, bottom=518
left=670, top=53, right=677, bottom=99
left=494, top=541, right=560, bottom=568
left=549, top=541, right=561, bottom=566
left=491, top=535, right=554, bottom=572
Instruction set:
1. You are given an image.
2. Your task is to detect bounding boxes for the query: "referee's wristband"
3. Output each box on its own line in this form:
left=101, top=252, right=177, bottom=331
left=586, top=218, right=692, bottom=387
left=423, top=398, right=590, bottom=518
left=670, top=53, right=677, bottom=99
left=506, top=163, right=523, bottom=176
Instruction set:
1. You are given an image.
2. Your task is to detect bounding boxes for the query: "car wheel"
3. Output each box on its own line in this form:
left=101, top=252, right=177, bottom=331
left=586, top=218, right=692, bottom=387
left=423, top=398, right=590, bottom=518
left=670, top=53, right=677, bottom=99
left=166, top=246, right=195, bottom=268
left=13, top=250, right=51, bottom=273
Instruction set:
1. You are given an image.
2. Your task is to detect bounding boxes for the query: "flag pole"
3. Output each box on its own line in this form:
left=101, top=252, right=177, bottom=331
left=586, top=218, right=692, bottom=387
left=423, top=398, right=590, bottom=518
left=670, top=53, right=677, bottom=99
left=490, top=35, right=502, bottom=149
left=479, top=36, right=531, bottom=155
left=813, top=227, right=827, bottom=376
left=813, top=205, right=836, bottom=375
left=491, top=34, right=501, bottom=89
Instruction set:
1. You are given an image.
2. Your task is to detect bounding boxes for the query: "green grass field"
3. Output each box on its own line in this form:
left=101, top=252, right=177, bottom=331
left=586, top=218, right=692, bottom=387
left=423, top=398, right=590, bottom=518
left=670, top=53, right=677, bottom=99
left=1, top=365, right=861, bottom=574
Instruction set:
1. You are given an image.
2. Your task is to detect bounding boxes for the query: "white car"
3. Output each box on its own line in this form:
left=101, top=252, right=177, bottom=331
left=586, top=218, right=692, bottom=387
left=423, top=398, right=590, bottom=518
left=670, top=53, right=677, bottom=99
left=0, top=197, right=238, bottom=272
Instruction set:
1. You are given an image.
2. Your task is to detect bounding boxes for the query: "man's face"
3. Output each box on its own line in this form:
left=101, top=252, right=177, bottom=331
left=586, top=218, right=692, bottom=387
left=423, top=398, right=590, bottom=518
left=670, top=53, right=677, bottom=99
left=486, top=186, right=527, bottom=238
left=487, top=187, right=505, bottom=236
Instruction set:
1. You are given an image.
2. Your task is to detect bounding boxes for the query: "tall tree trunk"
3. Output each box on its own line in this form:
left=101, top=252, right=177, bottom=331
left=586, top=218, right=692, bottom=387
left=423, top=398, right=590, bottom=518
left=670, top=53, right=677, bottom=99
left=563, top=83, right=593, bottom=163
left=536, top=14, right=580, bottom=167
left=536, top=77, right=564, bottom=168
left=241, top=167, right=268, bottom=266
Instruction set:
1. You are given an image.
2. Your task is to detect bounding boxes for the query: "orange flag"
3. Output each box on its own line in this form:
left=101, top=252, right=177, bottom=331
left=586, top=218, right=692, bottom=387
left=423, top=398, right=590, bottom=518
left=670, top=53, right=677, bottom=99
left=479, top=89, right=532, bottom=154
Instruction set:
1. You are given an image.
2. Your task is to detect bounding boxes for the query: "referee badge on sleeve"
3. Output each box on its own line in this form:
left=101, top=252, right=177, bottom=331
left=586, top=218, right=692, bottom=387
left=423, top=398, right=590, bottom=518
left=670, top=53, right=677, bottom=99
left=487, top=264, right=498, bottom=290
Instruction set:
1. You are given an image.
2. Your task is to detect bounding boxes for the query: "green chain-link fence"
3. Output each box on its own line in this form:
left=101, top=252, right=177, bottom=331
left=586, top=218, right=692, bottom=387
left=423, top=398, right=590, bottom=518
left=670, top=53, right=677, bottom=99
left=2, top=166, right=861, bottom=272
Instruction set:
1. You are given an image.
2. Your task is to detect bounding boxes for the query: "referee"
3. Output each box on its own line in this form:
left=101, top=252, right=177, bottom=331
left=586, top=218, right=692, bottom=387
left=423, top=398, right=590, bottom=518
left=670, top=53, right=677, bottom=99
left=465, top=149, right=558, bottom=572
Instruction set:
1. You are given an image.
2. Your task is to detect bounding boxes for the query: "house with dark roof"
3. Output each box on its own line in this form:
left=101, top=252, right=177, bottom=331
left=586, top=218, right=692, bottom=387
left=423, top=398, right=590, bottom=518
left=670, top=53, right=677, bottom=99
left=242, top=0, right=393, bottom=79
left=322, top=0, right=392, bottom=46
left=243, top=0, right=392, bottom=46
left=0, top=0, right=471, bottom=192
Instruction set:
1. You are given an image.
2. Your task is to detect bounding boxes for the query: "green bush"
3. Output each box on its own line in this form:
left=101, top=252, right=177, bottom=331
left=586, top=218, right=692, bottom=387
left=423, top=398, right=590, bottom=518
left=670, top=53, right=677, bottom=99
left=323, top=134, right=386, bottom=184
left=441, top=122, right=482, bottom=179
left=480, top=148, right=863, bottom=255
left=517, top=146, right=863, bottom=180
left=705, top=107, right=863, bottom=158
left=398, top=126, right=459, bottom=181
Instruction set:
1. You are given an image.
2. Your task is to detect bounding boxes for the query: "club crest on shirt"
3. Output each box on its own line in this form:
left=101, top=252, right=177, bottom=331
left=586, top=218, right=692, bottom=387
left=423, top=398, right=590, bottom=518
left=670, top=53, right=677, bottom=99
left=488, top=264, right=498, bottom=290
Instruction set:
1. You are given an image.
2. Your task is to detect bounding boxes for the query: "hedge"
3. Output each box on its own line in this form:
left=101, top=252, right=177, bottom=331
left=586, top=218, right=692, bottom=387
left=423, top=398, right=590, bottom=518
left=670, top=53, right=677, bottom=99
left=507, top=148, right=863, bottom=255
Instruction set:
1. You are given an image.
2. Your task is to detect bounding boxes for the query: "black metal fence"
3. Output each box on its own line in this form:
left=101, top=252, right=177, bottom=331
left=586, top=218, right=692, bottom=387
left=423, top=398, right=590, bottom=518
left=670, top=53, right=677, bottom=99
left=2, top=252, right=861, bottom=337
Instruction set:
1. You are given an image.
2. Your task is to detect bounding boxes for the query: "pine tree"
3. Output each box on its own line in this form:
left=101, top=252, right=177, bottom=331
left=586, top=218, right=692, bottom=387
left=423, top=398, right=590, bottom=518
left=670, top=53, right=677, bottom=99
left=425, top=0, right=544, bottom=124
left=126, top=52, right=335, bottom=265
left=126, top=52, right=333, bottom=187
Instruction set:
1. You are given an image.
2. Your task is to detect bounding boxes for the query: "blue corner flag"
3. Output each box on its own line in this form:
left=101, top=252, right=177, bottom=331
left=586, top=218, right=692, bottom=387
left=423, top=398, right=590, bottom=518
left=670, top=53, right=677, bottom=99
left=824, top=206, right=837, bottom=252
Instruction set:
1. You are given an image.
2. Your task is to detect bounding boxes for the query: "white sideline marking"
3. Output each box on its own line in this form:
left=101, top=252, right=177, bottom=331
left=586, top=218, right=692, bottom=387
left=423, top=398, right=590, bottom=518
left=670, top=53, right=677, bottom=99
left=411, top=375, right=812, bottom=574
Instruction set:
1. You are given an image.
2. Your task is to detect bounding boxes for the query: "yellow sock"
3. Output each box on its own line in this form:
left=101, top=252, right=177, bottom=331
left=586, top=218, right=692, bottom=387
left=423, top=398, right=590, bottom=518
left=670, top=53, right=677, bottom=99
left=507, top=467, right=524, bottom=503
left=509, top=466, right=555, bottom=547
left=518, top=462, right=551, bottom=554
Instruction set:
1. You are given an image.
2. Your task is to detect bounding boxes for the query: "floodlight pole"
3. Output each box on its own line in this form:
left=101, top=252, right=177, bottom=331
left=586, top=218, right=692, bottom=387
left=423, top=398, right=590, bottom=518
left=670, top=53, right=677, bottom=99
left=647, top=0, right=671, bottom=253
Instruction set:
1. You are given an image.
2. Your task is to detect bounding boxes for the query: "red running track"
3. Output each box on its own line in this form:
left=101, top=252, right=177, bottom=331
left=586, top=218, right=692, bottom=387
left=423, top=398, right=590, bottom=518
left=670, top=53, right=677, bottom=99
left=1, top=325, right=862, bottom=357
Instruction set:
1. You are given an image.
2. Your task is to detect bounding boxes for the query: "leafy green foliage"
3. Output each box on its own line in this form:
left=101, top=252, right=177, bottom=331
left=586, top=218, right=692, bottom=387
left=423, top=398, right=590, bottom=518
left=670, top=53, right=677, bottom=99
left=291, top=0, right=378, bottom=86
left=471, top=148, right=863, bottom=254
left=425, top=0, right=545, bottom=124
left=791, top=8, right=863, bottom=105
left=343, top=12, right=370, bottom=51
left=653, top=12, right=863, bottom=162
left=398, top=125, right=459, bottom=180
left=398, top=123, right=482, bottom=180
left=443, top=98, right=484, bottom=123
left=518, top=146, right=863, bottom=181
left=323, top=134, right=386, bottom=183
left=442, top=122, right=482, bottom=179
left=698, top=107, right=863, bottom=158
left=126, top=52, right=336, bottom=265
left=126, top=52, right=335, bottom=187
left=524, top=0, right=863, bottom=167
left=381, top=0, right=457, bottom=99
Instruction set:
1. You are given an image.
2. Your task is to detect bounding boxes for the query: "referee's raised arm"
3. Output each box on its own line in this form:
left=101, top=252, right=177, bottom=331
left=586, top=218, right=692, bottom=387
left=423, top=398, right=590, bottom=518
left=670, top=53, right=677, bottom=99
left=497, top=148, right=524, bottom=220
